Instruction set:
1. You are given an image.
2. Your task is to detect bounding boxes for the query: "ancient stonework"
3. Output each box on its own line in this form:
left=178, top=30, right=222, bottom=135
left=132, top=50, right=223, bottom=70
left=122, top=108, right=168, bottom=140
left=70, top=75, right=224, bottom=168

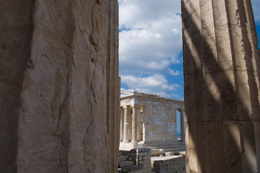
left=106, top=0, right=120, bottom=172
left=0, top=0, right=119, bottom=173
left=182, top=0, right=260, bottom=172
left=119, top=90, right=185, bottom=151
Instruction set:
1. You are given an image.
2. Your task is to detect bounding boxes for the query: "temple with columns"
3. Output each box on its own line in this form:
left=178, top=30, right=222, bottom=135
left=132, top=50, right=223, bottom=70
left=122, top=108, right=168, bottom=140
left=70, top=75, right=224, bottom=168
left=119, top=89, right=185, bottom=151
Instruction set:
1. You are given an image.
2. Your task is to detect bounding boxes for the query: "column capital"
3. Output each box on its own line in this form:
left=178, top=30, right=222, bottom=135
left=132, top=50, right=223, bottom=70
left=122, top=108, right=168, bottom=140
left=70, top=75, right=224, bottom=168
left=123, top=105, right=128, bottom=109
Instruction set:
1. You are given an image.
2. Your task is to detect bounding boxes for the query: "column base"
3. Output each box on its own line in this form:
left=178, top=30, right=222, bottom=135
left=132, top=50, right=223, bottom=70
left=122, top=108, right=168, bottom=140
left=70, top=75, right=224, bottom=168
left=131, top=141, right=138, bottom=148
left=131, top=141, right=137, bottom=145
left=119, top=141, right=139, bottom=150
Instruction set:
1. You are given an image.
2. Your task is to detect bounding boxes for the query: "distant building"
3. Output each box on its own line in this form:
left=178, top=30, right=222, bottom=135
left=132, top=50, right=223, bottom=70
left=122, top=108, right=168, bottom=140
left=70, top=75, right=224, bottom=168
left=119, top=89, right=185, bottom=151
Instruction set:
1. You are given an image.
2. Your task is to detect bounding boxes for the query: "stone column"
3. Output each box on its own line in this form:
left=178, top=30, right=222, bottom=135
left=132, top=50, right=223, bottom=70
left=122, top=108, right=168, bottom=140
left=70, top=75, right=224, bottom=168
left=0, top=0, right=112, bottom=172
left=179, top=109, right=185, bottom=142
left=120, top=107, right=124, bottom=142
left=137, top=106, right=141, bottom=141
left=131, top=105, right=137, bottom=145
left=182, top=0, right=260, bottom=172
left=123, top=106, right=129, bottom=143
left=106, top=0, right=119, bottom=172
left=141, top=106, right=146, bottom=142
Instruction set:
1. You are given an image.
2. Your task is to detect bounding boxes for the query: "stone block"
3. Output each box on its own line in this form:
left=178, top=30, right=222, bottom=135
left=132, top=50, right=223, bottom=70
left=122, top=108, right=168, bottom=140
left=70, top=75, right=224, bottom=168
left=119, top=161, right=134, bottom=167
left=151, top=149, right=165, bottom=156
left=123, top=165, right=144, bottom=173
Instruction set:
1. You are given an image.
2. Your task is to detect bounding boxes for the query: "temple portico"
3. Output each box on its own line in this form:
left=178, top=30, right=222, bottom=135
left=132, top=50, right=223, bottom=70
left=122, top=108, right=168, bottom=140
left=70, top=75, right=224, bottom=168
left=119, top=89, right=185, bottom=151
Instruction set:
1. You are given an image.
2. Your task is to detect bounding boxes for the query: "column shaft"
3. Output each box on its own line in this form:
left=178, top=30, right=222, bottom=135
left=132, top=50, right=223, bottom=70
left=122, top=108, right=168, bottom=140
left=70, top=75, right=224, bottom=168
left=131, top=105, right=137, bottom=144
left=120, top=108, right=123, bottom=142
left=137, top=107, right=141, bottom=141
left=142, top=106, right=146, bottom=142
left=182, top=0, right=260, bottom=172
left=0, top=0, right=111, bottom=172
left=123, top=106, right=128, bottom=143
left=106, top=0, right=119, bottom=172
left=180, top=110, right=185, bottom=142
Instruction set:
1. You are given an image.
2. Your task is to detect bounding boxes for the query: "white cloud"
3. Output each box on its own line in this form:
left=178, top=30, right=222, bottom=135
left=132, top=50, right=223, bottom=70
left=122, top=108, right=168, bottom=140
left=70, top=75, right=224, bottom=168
left=119, top=0, right=181, bottom=29
left=119, top=0, right=183, bottom=98
left=119, top=0, right=260, bottom=100
left=121, top=74, right=181, bottom=98
left=168, top=69, right=182, bottom=76
left=170, top=57, right=181, bottom=64
left=119, top=0, right=182, bottom=76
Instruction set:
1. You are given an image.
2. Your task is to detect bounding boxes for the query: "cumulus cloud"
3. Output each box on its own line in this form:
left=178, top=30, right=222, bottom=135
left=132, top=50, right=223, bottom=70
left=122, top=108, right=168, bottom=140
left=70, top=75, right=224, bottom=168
left=121, top=74, right=181, bottom=98
left=119, top=0, right=260, bottom=99
left=119, top=0, right=183, bottom=98
left=119, top=0, right=182, bottom=76
left=168, top=69, right=182, bottom=76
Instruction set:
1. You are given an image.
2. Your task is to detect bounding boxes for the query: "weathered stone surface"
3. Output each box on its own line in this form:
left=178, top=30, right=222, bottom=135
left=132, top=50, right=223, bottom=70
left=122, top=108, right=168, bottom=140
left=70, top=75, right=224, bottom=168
left=120, top=90, right=185, bottom=151
left=0, top=1, right=35, bottom=172
left=182, top=0, right=260, bottom=172
left=106, top=0, right=120, bottom=172
left=151, top=155, right=186, bottom=173
left=0, top=0, right=119, bottom=172
left=118, top=148, right=151, bottom=173
left=151, top=149, right=165, bottom=156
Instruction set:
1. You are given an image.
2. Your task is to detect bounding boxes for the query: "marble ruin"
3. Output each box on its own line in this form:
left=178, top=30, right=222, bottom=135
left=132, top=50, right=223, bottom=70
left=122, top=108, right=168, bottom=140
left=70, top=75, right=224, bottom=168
left=182, top=0, right=260, bottom=172
left=119, top=89, right=185, bottom=152
left=118, top=90, right=186, bottom=173
left=1, top=0, right=260, bottom=172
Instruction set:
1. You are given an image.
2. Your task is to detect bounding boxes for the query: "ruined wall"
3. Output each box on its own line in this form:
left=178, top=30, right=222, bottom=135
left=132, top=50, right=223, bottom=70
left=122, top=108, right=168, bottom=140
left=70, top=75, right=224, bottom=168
left=182, top=0, right=260, bottom=172
left=128, top=148, right=152, bottom=173
left=120, top=96, right=184, bottom=145
left=0, top=0, right=119, bottom=172
left=138, top=98, right=184, bottom=145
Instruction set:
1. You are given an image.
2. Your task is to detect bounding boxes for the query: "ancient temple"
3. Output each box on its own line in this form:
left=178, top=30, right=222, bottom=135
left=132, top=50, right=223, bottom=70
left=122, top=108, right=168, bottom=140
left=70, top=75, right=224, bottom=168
left=119, top=89, right=185, bottom=152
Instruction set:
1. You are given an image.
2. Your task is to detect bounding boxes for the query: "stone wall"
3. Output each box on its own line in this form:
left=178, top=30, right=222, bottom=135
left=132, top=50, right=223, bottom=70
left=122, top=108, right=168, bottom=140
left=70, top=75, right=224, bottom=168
left=139, top=98, right=183, bottom=144
left=120, top=94, right=184, bottom=146
left=151, top=155, right=186, bottom=173
left=0, top=0, right=119, bottom=172
left=128, top=148, right=152, bottom=173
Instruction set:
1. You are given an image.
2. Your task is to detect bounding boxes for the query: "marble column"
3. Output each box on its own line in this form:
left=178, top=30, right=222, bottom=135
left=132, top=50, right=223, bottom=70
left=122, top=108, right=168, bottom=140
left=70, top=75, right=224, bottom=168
left=179, top=109, right=185, bottom=142
left=123, top=106, right=128, bottom=143
left=106, top=0, right=119, bottom=172
left=0, top=0, right=114, bottom=172
left=120, top=107, right=124, bottom=142
left=137, top=106, right=141, bottom=141
left=182, top=0, right=260, bottom=172
left=131, top=105, right=137, bottom=145
left=141, top=106, right=146, bottom=142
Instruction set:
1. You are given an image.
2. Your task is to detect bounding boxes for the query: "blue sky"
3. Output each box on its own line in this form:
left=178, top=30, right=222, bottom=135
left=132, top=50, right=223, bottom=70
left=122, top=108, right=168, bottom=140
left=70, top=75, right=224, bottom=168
left=119, top=0, right=260, bottom=100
